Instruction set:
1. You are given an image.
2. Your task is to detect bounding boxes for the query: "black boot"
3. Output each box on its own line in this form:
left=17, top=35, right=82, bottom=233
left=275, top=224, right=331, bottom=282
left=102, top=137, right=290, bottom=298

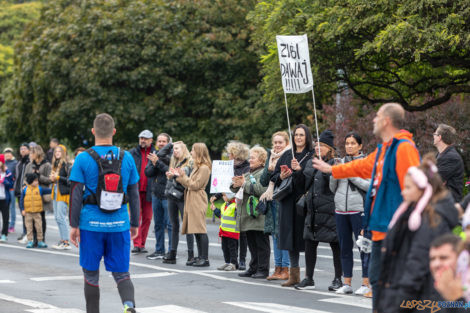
left=186, top=250, right=196, bottom=266
left=163, top=250, right=177, bottom=264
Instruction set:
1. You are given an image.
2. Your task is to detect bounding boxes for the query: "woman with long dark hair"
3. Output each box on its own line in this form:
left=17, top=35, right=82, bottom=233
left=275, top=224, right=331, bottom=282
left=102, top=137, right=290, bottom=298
left=271, top=124, right=313, bottom=287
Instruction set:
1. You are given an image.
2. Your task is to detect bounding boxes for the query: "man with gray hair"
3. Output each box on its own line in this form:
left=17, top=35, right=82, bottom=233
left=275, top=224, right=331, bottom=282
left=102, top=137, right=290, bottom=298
left=433, top=123, right=464, bottom=202
left=129, top=129, right=156, bottom=254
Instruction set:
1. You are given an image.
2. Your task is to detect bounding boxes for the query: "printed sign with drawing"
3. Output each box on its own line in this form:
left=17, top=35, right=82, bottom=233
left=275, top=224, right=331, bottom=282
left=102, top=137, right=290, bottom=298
left=276, top=34, right=313, bottom=94
left=210, top=160, right=234, bottom=194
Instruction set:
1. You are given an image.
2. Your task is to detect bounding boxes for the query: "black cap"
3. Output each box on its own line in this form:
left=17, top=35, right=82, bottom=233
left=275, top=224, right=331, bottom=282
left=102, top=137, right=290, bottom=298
left=319, top=130, right=335, bottom=149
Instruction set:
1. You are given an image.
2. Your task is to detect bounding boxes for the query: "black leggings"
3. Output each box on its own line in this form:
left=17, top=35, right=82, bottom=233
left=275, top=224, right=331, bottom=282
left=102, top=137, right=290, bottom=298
left=167, top=199, right=194, bottom=252
left=289, top=250, right=300, bottom=268
left=304, top=239, right=342, bottom=279
left=0, top=199, right=9, bottom=236
left=239, top=231, right=247, bottom=262
left=194, top=233, right=209, bottom=260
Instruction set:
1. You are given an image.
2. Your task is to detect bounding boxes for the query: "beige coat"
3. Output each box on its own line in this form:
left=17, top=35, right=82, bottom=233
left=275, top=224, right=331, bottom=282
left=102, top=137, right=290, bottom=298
left=176, top=164, right=210, bottom=235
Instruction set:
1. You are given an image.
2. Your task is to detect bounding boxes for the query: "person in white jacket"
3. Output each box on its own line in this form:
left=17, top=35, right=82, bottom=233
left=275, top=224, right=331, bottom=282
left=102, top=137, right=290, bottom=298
left=329, top=132, right=371, bottom=296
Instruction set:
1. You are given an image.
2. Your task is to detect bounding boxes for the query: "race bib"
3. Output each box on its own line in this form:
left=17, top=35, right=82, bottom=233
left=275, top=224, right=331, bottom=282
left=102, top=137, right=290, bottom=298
left=100, top=191, right=124, bottom=211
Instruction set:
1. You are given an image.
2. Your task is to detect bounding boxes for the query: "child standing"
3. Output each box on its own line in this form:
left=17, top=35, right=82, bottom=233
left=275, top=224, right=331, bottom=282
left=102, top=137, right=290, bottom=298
left=211, top=193, right=239, bottom=271
left=20, top=173, right=52, bottom=248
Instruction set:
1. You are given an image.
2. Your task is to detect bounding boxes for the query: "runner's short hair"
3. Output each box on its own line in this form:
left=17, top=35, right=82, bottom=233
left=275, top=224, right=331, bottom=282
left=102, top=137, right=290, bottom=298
left=436, top=124, right=457, bottom=145
left=93, top=113, right=115, bottom=139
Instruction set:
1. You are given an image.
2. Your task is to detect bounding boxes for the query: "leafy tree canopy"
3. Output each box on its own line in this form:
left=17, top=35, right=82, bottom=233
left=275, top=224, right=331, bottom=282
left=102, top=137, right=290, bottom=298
left=249, top=0, right=470, bottom=111
left=1, top=0, right=270, bottom=152
left=0, top=0, right=40, bottom=87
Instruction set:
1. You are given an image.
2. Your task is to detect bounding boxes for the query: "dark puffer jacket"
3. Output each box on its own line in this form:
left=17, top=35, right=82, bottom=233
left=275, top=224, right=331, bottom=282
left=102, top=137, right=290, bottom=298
left=377, top=193, right=459, bottom=313
left=436, top=145, right=464, bottom=202
left=145, top=148, right=170, bottom=200
left=302, top=157, right=337, bottom=242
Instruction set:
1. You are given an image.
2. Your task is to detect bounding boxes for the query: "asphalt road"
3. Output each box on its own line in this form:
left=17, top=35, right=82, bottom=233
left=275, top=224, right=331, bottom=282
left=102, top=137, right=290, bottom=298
left=0, top=211, right=372, bottom=313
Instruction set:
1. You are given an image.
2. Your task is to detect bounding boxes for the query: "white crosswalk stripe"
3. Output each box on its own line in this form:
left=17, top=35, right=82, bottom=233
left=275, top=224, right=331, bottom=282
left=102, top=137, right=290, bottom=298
left=138, top=305, right=207, bottom=313
left=224, top=302, right=332, bottom=313
left=319, top=295, right=372, bottom=309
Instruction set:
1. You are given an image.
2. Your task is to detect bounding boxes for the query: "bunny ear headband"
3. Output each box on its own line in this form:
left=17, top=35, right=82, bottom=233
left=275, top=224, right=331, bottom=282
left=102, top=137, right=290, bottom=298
left=389, top=166, right=434, bottom=231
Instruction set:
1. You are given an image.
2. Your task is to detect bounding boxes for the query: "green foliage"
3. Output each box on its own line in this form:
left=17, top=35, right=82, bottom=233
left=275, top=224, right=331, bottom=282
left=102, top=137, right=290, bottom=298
left=249, top=0, right=470, bottom=112
left=1, top=0, right=272, bottom=153
left=0, top=0, right=40, bottom=88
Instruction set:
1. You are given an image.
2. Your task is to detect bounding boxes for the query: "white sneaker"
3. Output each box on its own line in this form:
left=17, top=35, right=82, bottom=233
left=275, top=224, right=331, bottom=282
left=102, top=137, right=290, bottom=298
left=18, top=236, right=28, bottom=244
left=355, top=285, right=371, bottom=295
left=52, top=241, right=64, bottom=250
left=217, top=263, right=230, bottom=271
left=336, top=284, right=353, bottom=294
left=62, top=242, right=72, bottom=250
left=224, top=263, right=237, bottom=271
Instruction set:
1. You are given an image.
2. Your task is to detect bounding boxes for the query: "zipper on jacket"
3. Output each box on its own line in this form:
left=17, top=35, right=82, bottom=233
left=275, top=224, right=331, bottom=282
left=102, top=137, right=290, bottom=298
left=345, top=183, right=349, bottom=213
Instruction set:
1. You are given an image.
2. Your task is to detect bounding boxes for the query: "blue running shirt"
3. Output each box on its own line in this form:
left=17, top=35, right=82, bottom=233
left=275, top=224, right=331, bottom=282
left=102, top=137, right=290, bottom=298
left=69, top=146, right=139, bottom=232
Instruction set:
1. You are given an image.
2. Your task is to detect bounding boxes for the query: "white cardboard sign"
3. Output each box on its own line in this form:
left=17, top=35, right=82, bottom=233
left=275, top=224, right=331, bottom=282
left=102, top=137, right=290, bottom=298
left=276, top=34, right=313, bottom=94
left=210, top=160, right=234, bottom=194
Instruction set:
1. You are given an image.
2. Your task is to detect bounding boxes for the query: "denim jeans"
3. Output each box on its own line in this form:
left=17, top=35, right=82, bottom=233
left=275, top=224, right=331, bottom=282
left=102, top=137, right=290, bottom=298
left=152, top=196, right=172, bottom=253
left=271, top=201, right=289, bottom=267
left=8, top=190, right=15, bottom=228
left=369, top=240, right=383, bottom=310
left=53, top=200, right=69, bottom=241
left=273, top=236, right=290, bottom=267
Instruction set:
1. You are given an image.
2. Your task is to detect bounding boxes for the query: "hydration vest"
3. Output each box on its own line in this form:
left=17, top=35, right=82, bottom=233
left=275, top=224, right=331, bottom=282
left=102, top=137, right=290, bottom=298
left=83, top=148, right=127, bottom=213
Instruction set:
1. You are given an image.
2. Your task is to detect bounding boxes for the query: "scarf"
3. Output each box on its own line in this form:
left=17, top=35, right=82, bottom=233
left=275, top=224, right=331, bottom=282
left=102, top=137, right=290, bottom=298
left=268, top=146, right=291, bottom=171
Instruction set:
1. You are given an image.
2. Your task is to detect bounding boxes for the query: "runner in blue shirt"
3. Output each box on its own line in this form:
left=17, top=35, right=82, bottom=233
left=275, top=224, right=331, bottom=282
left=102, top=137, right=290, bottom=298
left=69, top=113, right=140, bottom=313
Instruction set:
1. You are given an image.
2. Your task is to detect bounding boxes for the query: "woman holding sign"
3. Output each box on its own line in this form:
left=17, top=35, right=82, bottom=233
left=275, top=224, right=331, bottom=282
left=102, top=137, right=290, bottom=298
left=271, top=124, right=313, bottom=287
left=174, top=143, right=211, bottom=267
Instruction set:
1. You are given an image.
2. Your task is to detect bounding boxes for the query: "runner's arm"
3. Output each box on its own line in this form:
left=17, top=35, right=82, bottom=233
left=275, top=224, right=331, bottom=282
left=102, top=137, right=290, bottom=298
left=69, top=181, right=84, bottom=228
left=127, top=183, right=139, bottom=227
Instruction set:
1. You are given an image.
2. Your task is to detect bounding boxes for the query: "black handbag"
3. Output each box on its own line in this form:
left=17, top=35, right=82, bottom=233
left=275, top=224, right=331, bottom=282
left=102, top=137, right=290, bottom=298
left=256, top=199, right=269, bottom=215
left=165, top=179, right=184, bottom=201
left=295, top=192, right=308, bottom=217
left=272, top=176, right=293, bottom=201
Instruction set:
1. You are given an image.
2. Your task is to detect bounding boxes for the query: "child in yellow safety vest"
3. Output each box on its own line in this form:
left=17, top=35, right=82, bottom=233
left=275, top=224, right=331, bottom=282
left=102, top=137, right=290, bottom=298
left=20, top=173, right=52, bottom=249
left=211, top=193, right=239, bottom=271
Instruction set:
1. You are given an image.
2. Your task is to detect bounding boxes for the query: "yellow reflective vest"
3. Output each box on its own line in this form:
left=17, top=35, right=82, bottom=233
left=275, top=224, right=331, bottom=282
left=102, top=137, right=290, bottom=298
left=220, top=201, right=239, bottom=234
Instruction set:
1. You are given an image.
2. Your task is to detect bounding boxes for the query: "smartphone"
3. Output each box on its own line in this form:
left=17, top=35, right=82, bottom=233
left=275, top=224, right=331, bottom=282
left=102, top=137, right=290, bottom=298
left=280, top=165, right=289, bottom=171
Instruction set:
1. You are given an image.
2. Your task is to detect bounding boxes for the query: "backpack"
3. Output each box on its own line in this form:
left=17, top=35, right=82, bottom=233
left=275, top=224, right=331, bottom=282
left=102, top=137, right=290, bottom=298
left=83, top=148, right=127, bottom=213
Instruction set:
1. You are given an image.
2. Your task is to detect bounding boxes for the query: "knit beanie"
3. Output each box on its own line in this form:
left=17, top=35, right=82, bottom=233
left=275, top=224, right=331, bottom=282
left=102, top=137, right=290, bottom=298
left=319, top=130, right=335, bottom=149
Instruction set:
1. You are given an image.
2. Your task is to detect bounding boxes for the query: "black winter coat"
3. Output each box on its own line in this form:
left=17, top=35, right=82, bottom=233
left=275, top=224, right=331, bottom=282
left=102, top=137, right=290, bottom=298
left=302, top=158, right=338, bottom=242
left=14, top=156, right=29, bottom=197
left=377, top=194, right=459, bottom=313
left=56, top=162, right=71, bottom=195
left=145, top=158, right=170, bottom=200
left=271, top=148, right=312, bottom=252
left=436, top=146, right=464, bottom=202
left=130, top=145, right=157, bottom=202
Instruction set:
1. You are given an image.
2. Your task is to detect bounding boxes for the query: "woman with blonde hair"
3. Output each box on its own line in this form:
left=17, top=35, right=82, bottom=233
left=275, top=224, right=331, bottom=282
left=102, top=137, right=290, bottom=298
left=210, top=140, right=251, bottom=269
left=163, top=141, right=195, bottom=264
left=49, top=145, right=72, bottom=250
left=174, top=143, right=212, bottom=267
left=232, top=146, right=269, bottom=278
left=260, top=131, right=291, bottom=280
